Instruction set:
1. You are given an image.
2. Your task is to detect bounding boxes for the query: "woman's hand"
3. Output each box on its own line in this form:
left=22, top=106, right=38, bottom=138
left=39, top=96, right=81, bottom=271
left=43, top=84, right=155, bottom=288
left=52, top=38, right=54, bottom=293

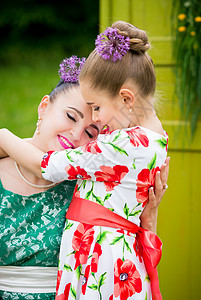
left=140, top=157, right=170, bottom=234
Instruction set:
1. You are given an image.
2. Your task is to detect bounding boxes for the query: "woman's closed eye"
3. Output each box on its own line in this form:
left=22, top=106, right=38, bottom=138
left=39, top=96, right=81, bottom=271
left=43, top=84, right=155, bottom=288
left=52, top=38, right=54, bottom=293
left=85, top=130, right=93, bottom=139
left=85, top=126, right=99, bottom=139
left=67, top=113, right=76, bottom=122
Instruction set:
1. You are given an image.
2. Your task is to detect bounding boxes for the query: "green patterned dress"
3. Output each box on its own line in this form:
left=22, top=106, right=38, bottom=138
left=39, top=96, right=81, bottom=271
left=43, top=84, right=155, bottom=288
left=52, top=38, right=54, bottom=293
left=0, top=179, right=76, bottom=299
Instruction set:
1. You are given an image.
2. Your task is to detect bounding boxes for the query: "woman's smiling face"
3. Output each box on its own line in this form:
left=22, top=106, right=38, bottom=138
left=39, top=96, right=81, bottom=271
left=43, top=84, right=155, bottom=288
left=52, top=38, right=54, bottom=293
left=36, top=86, right=102, bottom=152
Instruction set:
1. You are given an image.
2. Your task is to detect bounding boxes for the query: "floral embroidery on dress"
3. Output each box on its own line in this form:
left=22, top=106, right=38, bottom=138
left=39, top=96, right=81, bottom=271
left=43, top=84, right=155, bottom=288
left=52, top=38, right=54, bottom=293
left=0, top=180, right=76, bottom=299
left=0, top=291, right=56, bottom=300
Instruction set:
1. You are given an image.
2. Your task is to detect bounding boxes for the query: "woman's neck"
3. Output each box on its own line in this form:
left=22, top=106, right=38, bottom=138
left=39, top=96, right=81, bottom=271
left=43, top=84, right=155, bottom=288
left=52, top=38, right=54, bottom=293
left=18, top=136, right=52, bottom=185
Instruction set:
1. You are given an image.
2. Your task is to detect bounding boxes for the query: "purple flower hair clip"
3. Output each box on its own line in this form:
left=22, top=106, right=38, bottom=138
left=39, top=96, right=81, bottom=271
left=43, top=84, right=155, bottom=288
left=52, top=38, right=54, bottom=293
left=95, top=27, right=130, bottom=62
left=58, top=55, right=86, bottom=83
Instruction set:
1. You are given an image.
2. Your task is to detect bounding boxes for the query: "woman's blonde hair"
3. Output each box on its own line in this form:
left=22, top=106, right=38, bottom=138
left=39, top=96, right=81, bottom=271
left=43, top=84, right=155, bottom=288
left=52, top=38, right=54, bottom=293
left=79, top=21, right=156, bottom=98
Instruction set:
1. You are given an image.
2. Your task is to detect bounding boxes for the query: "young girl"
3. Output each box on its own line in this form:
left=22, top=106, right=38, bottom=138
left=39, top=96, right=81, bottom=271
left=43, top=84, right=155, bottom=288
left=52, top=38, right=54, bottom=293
left=0, top=21, right=168, bottom=299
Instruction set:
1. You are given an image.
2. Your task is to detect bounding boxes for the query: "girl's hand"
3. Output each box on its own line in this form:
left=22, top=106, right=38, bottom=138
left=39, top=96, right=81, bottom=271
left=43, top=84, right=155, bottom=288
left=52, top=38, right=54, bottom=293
left=140, top=157, right=170, bottom=233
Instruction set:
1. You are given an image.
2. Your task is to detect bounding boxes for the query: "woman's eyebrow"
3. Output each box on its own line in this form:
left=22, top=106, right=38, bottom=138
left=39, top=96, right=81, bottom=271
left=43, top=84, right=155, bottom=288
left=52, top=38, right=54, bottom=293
left=67, top=106, right=84, bottom=118
left=90, top=124, right=99, bottom=134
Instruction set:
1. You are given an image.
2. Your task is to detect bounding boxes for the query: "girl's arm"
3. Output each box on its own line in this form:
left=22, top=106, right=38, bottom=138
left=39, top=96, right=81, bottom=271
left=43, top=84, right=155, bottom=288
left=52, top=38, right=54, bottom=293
left=0, top=137, right=32, bottom=158
left=1, top=128, right=131, bottom=184
left=40, top=129, right=133, bottom=183
left=0, top=129, right=44, bottom=178
left=0, top=148, right=8, bottom=158
left=140, top=157, right=170, bottom=233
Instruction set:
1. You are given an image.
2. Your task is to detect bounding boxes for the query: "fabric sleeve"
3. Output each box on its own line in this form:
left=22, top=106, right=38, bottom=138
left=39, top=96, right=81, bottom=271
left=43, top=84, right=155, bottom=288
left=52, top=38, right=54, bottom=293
left=41, top=129, right=135, bottom=183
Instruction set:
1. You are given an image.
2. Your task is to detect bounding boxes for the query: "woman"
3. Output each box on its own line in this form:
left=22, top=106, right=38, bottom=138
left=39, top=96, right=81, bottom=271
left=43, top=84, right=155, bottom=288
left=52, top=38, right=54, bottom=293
left=0, top=57, right=169, bottom=299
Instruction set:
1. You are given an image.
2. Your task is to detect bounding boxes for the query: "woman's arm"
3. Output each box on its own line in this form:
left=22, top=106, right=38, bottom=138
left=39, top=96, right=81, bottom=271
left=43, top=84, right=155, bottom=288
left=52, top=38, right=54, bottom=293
left=140, top=157, right=170, bottom=233
left=0, top=129, right=44, bottom=178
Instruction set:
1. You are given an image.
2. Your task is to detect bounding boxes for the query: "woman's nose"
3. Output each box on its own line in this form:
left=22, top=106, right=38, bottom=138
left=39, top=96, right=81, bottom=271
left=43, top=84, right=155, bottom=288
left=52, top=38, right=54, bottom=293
left=92, top=111, right=100, bottom=123
left=70, top=127, right=83, bottom=141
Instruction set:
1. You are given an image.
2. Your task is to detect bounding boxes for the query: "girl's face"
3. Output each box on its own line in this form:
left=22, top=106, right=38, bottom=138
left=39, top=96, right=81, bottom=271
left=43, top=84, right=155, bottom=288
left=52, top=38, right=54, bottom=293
left=36, top=87, right=102, bottom=152
left=80, top=82, right=131, bottom=131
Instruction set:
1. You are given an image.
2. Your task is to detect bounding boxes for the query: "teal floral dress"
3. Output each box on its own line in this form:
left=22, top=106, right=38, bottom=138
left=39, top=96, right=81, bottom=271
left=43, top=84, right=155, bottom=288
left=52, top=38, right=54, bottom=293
left=0, top=179, right=76, bottom=299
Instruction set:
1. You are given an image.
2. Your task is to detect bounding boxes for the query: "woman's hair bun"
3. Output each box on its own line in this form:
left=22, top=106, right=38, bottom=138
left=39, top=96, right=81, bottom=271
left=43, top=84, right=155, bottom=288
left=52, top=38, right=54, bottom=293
left=112, top=21, right=150, bottom=53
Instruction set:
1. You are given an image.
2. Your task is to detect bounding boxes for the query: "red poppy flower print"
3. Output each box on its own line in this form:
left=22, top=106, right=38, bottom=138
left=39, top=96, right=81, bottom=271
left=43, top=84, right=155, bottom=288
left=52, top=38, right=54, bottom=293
left=65, top=165, right=91, bottom=180
left=41, top=151, right=54, bottom=169
left=114, top=258, right=142, bottom=300
left=127, top=127, right=149, bottom=147
left=136, top=166, right=160, bottom=207
left=73, top=184, right=80, bottom=197
left=82, top=265, right=91, bottom=295
left=133, top=238, right=143, bottom=263
left=166, top=134, right=168, bottom=152
left=56, top=283, right=71, bottom=300
left=72, top=223, right=95, bottom=269
left=109, top=295, right=113, bottom=300
left=56, top=270, right=63, bottom=295
left=91, top=243, right=102, bottom=273
left=82, top=140, right=102, bottom=154
left=100, top=125, right=111, bottom=134
left=95, top=165, right=129, bottom=191
left=116, top=229, right=131, bottom=236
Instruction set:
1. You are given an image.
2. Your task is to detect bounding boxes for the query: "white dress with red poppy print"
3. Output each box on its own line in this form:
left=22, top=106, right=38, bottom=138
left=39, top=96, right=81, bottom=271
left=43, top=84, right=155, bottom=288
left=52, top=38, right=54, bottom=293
left=41, top=126, right=168, bottom=300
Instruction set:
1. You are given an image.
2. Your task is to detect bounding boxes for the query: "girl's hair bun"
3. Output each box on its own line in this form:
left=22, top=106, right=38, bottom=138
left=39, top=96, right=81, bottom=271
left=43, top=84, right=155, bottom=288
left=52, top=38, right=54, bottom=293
left=129, top=37, right=150, bottom=53
left=112, top=21, right=150, bottom=54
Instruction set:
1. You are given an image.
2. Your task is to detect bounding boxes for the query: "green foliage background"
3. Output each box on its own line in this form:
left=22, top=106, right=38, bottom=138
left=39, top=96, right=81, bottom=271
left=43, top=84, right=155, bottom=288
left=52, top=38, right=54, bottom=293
left=171, top=0, right=201, bottom=136
left=0, top=0, right=99, bottom=137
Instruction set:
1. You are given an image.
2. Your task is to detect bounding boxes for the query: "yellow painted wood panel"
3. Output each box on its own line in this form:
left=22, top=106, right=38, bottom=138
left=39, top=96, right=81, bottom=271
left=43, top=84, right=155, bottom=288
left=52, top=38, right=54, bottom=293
left=158, top=151, right=201, bottom=299
left=99, top=0, right=174, bottom=64
left=99, top=0, right=201, bottom=299
left=99, top=0, right=112, bottom=29
left=112, top=0, right=130, bottom=21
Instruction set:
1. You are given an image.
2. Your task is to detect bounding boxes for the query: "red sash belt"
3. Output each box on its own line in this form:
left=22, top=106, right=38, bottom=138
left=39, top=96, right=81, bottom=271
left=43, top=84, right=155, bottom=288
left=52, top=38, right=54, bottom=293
left=66, top=196, right=162, bottom=300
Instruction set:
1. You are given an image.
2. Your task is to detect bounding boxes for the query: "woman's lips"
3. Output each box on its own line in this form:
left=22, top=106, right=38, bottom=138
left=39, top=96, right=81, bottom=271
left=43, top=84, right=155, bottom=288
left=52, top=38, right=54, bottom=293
left=58, top=135, right=74, bottom=149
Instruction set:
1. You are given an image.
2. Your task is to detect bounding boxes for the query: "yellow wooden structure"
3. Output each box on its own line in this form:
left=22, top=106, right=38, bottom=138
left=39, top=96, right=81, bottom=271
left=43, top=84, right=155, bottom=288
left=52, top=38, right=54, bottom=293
left=99, top=1, right=201, bottom=299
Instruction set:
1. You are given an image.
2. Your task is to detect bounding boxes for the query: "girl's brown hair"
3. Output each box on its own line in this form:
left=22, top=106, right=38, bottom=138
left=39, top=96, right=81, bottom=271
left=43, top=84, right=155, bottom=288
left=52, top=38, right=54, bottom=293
left=79, top=21, right=156, bottom=99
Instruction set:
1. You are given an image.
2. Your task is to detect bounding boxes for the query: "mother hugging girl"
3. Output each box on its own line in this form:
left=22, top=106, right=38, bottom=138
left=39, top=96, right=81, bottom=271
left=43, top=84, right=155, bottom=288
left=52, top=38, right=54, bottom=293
left=0, top=20, right=169, bottom=300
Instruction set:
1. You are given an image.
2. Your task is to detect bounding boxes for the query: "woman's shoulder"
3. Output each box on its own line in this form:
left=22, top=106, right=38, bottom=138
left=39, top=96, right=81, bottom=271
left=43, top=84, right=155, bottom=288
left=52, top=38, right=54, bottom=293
left=0, top=157, right=21, bottom=193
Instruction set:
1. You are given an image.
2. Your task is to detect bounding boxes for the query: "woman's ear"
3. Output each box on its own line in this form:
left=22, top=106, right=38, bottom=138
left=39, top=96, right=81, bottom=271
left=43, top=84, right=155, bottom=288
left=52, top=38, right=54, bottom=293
left=119, top=88, right=135, bottom=110
left=38, top=95, right=50, bottom=117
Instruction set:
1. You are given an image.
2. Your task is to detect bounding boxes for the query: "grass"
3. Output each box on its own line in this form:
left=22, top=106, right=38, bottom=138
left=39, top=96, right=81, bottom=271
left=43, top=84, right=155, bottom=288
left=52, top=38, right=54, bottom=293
left=0, top=49, right=68, bottom=138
